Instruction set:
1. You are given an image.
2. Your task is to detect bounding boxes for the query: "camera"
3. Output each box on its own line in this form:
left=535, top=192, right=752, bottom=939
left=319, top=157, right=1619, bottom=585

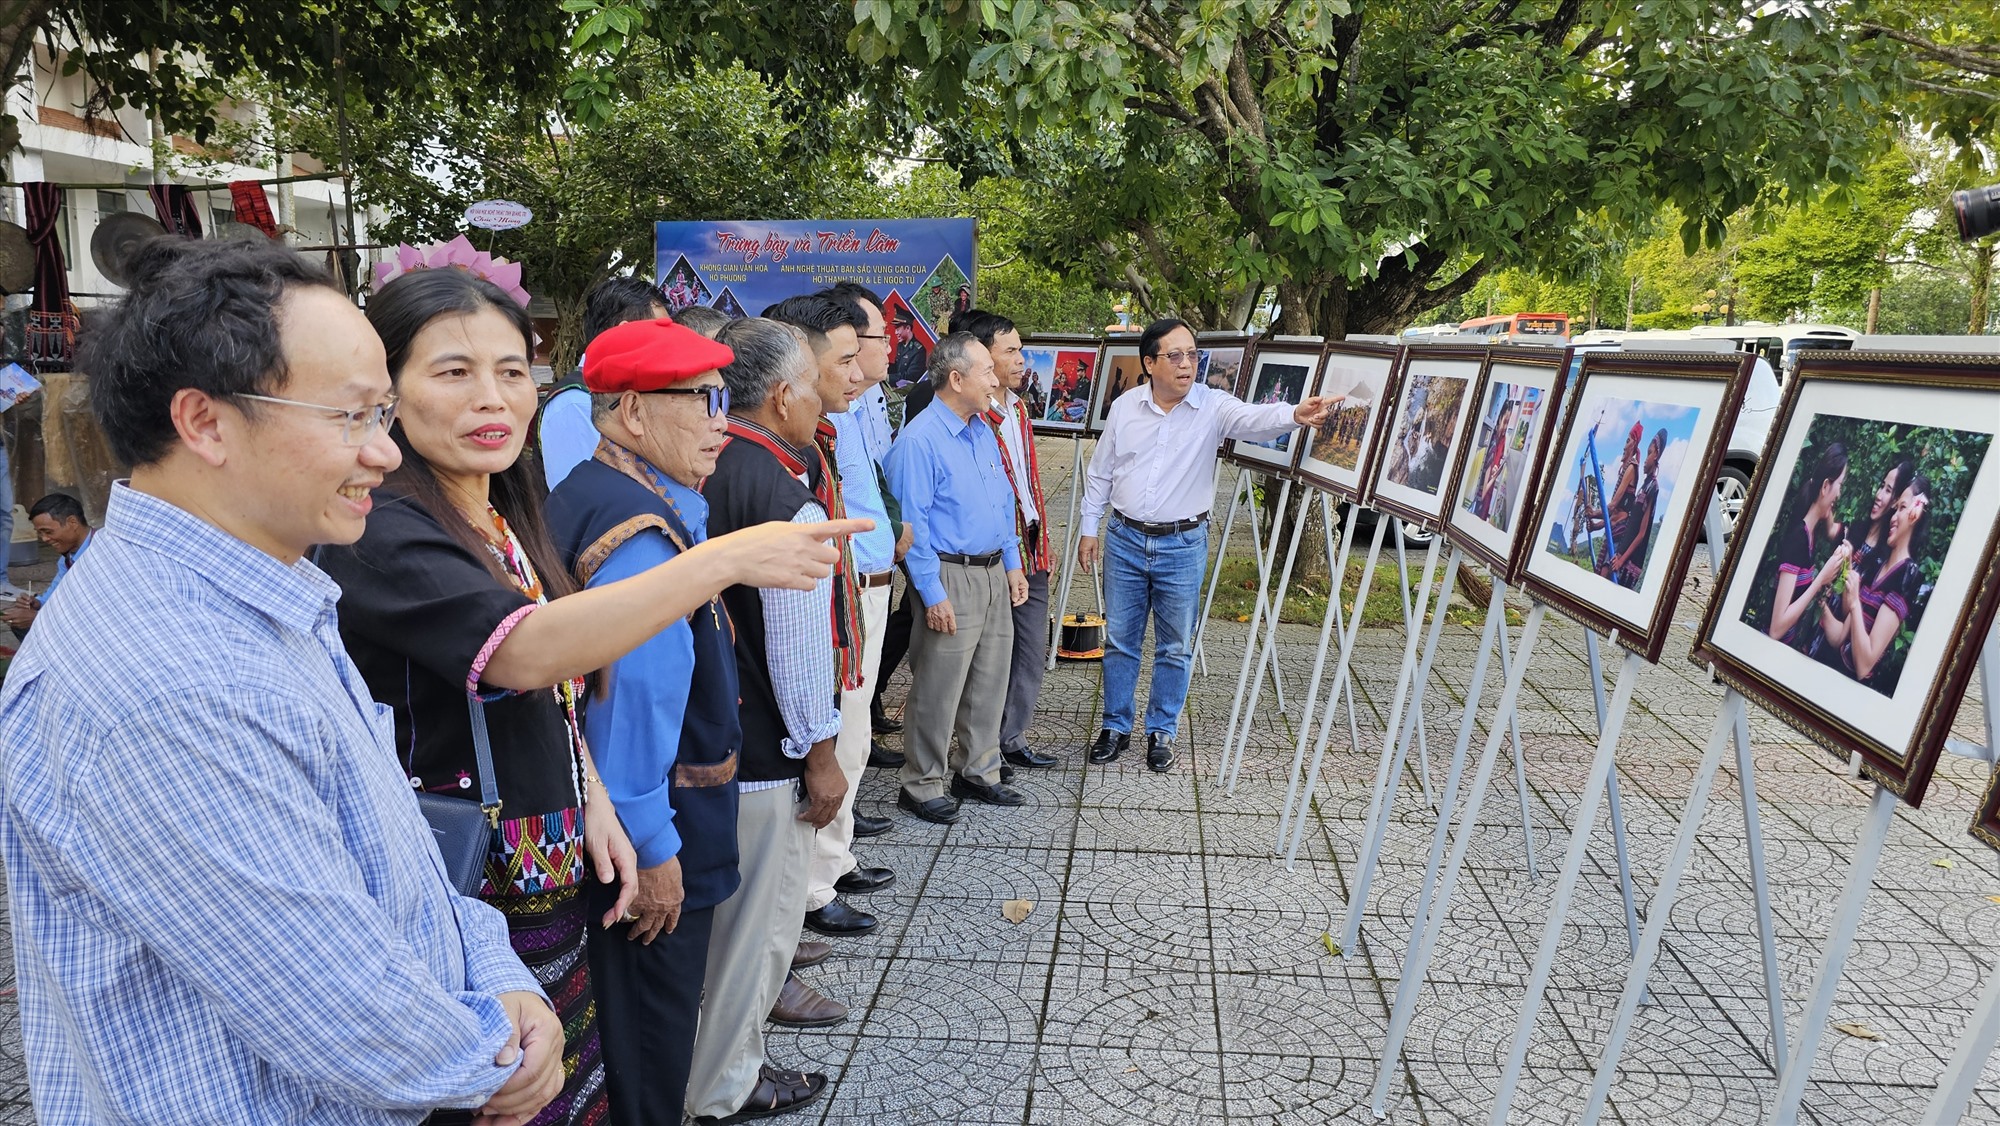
left=1954, top=184, right=2000, bottom=243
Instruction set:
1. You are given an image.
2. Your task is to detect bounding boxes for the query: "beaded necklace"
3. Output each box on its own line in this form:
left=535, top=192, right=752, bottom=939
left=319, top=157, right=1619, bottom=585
left=477, top=504, right=586, bottom=807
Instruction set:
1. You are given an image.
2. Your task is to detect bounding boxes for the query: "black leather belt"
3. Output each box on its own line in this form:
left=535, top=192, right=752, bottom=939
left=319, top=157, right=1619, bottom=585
left=1114, top=510, right=1209, bottom=536
left=938, top=550, right=1003, bottom=567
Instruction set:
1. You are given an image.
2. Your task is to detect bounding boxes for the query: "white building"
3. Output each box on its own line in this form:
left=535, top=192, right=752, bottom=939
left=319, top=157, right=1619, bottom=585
left=4, top=38, right=373, bottom=307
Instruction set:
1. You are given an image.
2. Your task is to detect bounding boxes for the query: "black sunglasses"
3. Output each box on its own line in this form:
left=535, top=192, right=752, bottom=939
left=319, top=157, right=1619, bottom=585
left=645, top=385, right=731, bottom=417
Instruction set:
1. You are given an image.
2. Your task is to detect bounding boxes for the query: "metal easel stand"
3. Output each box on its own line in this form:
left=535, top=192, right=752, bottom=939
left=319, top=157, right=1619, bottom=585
left=1216, top=492, right=1360, bottom=792
left=1208, top=480, right=1304, bottom=788
left=1193, top=465, right=1255, bottom=677
left=1484, top=637, right=1647, bottom=1125
left=1908, top=624, right=2000, bottom=1126
left=1276, top=512, right=1396, bottom=867
left=1369, top=600, right=1551, bottom=1118
left=1045, top=432, right=1087, bottom=673
left=1330, top=528, right=1448, bottom=955
left=1581, top=628, right=1645, bottom=955
left=1218, top=480, right=1308, bottom=785
left=1252, top=491, right=1365, bottom=802
left=1390, top=524, right=1438, bottom=807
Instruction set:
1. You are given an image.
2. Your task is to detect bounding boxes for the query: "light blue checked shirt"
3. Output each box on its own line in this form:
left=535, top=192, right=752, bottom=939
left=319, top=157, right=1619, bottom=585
left=0, top=483, right=540, bottom=1124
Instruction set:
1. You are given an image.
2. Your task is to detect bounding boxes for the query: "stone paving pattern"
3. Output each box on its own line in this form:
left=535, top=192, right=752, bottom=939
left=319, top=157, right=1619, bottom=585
left=0, top=443, right=1998, bottom=1123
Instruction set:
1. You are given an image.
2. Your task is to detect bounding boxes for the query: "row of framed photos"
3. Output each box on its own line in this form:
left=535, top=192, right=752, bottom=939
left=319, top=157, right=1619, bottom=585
left=1161, top=335, right=2000, bottom=834
left=1021, top=331, right=1257, bottom=434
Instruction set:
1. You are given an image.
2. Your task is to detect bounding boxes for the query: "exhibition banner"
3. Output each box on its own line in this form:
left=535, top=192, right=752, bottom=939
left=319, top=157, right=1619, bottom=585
left=655, top=218, right=976, bottom=391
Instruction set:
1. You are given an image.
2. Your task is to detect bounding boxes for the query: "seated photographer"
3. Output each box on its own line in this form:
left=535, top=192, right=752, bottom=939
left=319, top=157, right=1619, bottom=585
left=2, top=494, right=94, bottom=634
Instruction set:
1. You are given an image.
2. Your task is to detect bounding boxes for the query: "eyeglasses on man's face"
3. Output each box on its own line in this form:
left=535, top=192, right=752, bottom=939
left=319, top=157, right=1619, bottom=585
left=235, top=392, right=399, bottom=446
left=1155, top=348, right=1200, bottom=367
left=645, top=384, right=731, bottom=417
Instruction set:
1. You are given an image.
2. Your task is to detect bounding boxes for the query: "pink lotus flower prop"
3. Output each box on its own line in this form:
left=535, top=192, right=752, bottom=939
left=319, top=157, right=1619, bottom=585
left=373, top=235, right=530, bottom=307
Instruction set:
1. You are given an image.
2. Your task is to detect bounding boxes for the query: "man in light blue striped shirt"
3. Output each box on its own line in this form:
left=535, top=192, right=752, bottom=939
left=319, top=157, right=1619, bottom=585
left=0, top=239, right=560, bottom=1124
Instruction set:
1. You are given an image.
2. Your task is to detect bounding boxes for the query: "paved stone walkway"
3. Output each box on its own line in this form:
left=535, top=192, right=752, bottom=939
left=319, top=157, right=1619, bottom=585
left=0, top=445, right=1998, bottom=1123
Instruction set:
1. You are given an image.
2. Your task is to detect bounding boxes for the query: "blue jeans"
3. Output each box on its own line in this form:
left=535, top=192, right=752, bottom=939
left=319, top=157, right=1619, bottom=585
left=1100, top=517, right=1207, bottom=739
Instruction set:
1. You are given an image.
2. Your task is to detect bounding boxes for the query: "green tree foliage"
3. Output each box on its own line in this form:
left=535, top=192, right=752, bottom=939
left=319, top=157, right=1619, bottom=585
left=0, top=1, right=570, bottom=155
left=568, top=0, right=1914, bottom=337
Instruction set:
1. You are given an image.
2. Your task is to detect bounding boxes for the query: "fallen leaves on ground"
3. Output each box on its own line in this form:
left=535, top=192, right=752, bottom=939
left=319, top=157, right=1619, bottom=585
left=1932, top=857, right=1955, bottom=869
left=1002, top=899, right=1034, bottom=923
left=1832, top=1020, right=1883, bottom=1041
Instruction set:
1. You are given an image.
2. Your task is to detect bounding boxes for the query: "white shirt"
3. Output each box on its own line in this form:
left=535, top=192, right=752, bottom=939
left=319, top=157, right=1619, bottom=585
left=994, top=390, right=1039, bottom=527
left=1081, top=381, right=1297, bottom=532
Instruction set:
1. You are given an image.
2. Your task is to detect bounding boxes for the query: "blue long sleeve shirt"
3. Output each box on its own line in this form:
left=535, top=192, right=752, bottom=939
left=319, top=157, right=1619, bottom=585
left=0, top=484, right=537, bottom=1124
left=830, top=409, right=895, bottom=574
left=580, top=472, right=703, bottom=869
left=884, top=399, right=1021, bottom=606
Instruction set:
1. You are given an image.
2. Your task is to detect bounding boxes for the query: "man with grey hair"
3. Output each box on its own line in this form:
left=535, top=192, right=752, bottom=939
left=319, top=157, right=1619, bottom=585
left=883, top=331, right=1029, bottom=824
left=686, top=317, right=850, bottom=1123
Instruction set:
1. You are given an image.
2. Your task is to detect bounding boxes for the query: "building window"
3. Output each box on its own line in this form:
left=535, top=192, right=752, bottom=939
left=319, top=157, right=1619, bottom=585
left=95, top=189, right=127, bottom=216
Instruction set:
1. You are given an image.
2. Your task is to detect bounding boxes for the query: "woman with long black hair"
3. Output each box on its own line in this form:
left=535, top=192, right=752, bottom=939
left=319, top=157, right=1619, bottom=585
left=1762, top=441, right=1848, bottom=647
left=1818, top=471, right=1931, bottom=688
left=321, top=268, right=857, bottom=1124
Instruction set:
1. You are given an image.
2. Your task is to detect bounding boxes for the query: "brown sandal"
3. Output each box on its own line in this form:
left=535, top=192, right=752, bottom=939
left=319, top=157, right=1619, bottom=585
left=694, top=1065, right=827, bottom=1124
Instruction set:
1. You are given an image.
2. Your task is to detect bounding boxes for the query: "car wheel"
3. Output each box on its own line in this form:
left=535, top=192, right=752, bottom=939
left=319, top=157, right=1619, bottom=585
left=1710, top=465, right=1752, bottom=543
left=1397, top=519, right=1435, bottom=550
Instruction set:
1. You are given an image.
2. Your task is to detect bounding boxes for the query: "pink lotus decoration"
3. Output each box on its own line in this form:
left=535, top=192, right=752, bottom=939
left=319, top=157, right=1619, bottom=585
left=373, top=235, right=530, bottom=307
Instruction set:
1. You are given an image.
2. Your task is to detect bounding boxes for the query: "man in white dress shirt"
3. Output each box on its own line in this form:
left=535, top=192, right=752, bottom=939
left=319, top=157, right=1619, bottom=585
left=1076, top=319, right=1336, bottom=771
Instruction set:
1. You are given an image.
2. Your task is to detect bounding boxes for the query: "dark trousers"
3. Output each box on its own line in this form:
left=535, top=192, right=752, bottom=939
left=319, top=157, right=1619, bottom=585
left=873, top=571, right=916, bottom=716
left=587, top=877, right=715, bottom=1125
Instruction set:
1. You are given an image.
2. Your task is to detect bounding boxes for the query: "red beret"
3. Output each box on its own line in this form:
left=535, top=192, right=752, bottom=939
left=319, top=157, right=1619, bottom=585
left=582, top=318, right=735, bottom=394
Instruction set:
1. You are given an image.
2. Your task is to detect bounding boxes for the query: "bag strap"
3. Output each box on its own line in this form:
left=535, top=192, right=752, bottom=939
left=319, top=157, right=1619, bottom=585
left=311, top=544, right=506, bottom=828
left=466, top=699, right=504, bottom=827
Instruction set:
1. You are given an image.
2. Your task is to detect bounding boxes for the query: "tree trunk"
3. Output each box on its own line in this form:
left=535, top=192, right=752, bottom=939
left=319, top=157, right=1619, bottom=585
left=1971, top=242, right=1993, bottom=335
left=548, top=290, right=589, bottom=379
left=1864, top=286, right=1881, bottom=334
left=1227, top=283, right=1263, bottom=330
left=1275, top=278, right=1316, bottom=335
left=0, top=0, right=52, bottom=155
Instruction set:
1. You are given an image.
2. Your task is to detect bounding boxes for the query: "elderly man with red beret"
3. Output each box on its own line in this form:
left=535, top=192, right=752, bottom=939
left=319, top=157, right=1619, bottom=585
left=546, top=319, right=826, bottom=1124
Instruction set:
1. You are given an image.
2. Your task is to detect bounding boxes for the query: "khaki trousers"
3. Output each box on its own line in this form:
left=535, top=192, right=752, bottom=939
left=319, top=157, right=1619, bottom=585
left=900, top=559, right=1014, bottom=801
left=684, top=783, right=814, bottom=1120
left=805, top=583, right=889, bottom=911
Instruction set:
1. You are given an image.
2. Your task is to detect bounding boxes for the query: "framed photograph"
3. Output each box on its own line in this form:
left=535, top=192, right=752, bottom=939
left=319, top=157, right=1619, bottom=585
left=1226, top=338, right=1325, bottom=472
left=1370, top=345, right=1487, bottom=531
left=1443, top=346, right=1572, bottom=581
left=1518, top=352, right=1750, bottom=663
left=1022, top=334, right=1101, bottom=435
left=1693, top=353, right=2000, bottom=807
left=1089, top=339, right=1145, bottom=434
left=1294, top=341, right=1403, bottom=504
left=1197, top=332, right=1256, bottom=399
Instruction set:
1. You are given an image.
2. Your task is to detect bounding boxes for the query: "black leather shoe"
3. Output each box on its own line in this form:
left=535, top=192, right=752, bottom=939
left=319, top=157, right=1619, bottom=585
left=804, top=899, right=878, bottom=936
left=868, top=740, right=905, bottom=769
left=852, top=813, right=893, bottom=838
left=999, top=764, right=1016, bottom=784
left=898, top=789, right=961, bottom=824
left=1147, top=733, right=1177, bottom=773
left=871, top=710, right=903, bottom=735
left=1003, top=746, right=1059, bottom=768
left=1088, top=729, right=1130, bottom=764
left=836, top=866, right=896, bottom=894
left=950, top=774, right=1027, bottom=806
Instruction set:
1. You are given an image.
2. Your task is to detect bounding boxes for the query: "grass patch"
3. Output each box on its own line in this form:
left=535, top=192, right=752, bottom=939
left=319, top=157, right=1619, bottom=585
left=1205, top=557, right=1510, bottom=630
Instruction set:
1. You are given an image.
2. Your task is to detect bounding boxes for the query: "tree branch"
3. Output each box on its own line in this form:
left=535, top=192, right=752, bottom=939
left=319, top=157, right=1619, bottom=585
left=1858, top=23, right=2000, bottom=77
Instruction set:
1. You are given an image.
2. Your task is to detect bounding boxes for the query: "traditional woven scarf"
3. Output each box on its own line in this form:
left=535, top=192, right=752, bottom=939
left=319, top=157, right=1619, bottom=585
left=724, top=418, right=864, bottom=691
left=146, top=185, right=204, bottom=238
left=21, top=183, right=75, bottom=371
left=983, top=394, right=1050, bottom=572
left=229, top=180, right=279, bottom=237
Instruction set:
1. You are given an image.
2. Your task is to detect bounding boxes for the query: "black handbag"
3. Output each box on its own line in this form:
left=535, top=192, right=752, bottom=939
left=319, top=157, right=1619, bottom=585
left=416, top=700, right=501, bottom=897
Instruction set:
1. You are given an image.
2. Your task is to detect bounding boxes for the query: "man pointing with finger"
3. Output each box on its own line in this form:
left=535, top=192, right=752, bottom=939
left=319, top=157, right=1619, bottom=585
left=1078, top=318, right=1337, bottom=773
left=885, top=331, right=1030, bottom=824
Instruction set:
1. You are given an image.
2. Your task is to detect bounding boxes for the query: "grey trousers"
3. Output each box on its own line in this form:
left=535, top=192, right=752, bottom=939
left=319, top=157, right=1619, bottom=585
left=684, top=783, right=814, bottom=1120
left=999, top=564, right=1050, bottom=754
left=901, top=559, right=1014, bottom=801
left=805, top=583, right=889, bottom=911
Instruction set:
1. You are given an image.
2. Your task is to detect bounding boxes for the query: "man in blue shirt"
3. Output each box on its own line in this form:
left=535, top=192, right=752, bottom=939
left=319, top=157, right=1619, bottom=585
left=772, top=294, right=901, bottom=945
left=545, top=317, right=748, bottom=1124
left=0, top=237, right=561, bottom=1123
left=884, top=332, right=1030, bottom=823
left=1, top=493, right=93, bottom=634
left=539, top=276, right=669, bottom=490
